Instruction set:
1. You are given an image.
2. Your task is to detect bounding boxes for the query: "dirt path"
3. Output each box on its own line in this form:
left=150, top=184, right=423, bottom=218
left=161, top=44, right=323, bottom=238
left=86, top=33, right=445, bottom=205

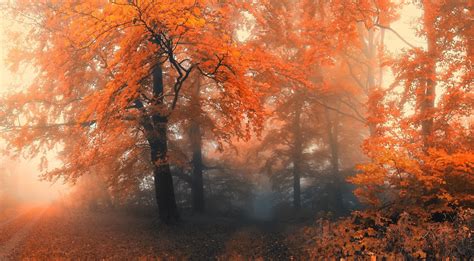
left=1, top=206, right=305, bottom=259
left=0, top=207, right=31, bottom=229
left=0, top=207, right=46, bottom=260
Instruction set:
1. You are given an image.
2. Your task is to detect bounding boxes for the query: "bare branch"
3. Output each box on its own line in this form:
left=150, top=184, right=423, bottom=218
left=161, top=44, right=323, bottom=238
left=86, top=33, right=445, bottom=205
left=374, top=24, right=416, bottom=49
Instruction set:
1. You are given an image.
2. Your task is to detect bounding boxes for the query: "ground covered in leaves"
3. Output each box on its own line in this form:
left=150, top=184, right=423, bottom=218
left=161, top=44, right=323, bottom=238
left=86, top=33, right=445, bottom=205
left=0, top=204, right=308, bottom=260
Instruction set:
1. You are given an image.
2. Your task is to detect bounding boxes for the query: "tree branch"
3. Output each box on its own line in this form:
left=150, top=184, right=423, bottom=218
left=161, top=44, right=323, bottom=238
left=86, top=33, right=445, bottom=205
left=374, top=24, right=416, bottom=49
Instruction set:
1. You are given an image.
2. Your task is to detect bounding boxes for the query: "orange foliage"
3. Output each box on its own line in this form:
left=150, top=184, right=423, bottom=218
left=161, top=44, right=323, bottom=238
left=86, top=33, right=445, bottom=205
left=352, top=0, right=473, bottom=215
left=305, top=1, right=473, bottom=258
left=1, top=0, right=276, bottom=186
left=0, top=0, right=472, bottom=257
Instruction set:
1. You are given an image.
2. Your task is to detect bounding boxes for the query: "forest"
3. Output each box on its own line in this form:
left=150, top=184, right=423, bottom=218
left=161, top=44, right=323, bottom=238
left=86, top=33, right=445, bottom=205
left=0, top=0, right=472, bottom=259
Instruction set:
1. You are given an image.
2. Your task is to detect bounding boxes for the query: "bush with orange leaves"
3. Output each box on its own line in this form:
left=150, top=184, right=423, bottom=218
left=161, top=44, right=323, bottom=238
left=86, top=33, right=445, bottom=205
left=302, top=123, right=473, bottom=258
left=303, top=208, right=472, bottom=259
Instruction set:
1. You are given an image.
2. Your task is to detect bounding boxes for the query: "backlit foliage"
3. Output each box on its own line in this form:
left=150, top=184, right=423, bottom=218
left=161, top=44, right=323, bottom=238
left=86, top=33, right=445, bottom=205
left=1, top=0, right=277, bottom=186
left=304, top=0, right=473, bottom=258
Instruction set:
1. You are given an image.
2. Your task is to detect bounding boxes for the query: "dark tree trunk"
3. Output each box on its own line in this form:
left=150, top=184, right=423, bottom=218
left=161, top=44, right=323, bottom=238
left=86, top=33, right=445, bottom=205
left=189, top=75, right=204, bottom=212
left=293, top=99, right=303, bottom=209
left=190, top=123, right=205, bottom=212
left=150, top=120, right=179, bottom=223
left=150, top=64, right=179, bottom=224
left=324, top=107, right=346, bottom=217
left=190, top=76, right=205, bottom=212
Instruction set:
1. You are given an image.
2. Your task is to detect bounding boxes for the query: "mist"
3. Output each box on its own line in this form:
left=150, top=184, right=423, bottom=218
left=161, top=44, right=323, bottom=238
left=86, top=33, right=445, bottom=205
left=0, top=156, right=67, bottom=205
left=0, top=0, right=472, bottom=259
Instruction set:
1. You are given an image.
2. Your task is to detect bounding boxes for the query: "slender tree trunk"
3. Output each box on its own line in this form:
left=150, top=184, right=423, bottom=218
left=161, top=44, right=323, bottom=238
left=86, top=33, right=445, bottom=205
left=324, top=106, right=346, bottom=217
left=293, top=98, right=303, bottom=209
left=367, top=28, right=377, bottom=137
left=360, top=25, right=379, bottom=137
left=367, top=28, right=376, bottom=91
left=151, top=64, right=179, bottom=223
left=190, top=77, right=205, bottom=212
left=421, top=0, right=437, bottom=150
left=190, top=123, right=205, bottom=212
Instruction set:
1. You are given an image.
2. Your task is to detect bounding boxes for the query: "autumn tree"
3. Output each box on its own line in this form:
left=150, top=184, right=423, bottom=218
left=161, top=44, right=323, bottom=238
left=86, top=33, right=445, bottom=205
left=292, top=1, right=474, bottom=258
left=245, top=0, right=387, bottom=212
left=302, top=1, right=473, bottom=258
left=352, top=0, right=473, bottom=221
left=166, top=71, right=259, bottom=212
left=244, top=0, right=329, bottom=209
left=1, top=0, right=267, bottom=223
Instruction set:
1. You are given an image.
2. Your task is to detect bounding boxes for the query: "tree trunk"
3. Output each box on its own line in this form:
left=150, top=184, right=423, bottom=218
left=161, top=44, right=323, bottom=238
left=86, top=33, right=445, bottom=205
left=150, top=121, right=179, bottom=223
left=151, top=64, right=179, bottom=224
left=324, top=106, right=346, bottom=217
left=358, top=24, right=379, bottom=137
left=366, top=28, right=376, bottom=91
left=190, top=122, right=205, bottom=212
left=190, top=77, right=205, bottom=212
left=421, top=0, right=437, bottom=150
left=293, top=98, right=303, bottom=209
left=367, top=27, right=377, bottom=137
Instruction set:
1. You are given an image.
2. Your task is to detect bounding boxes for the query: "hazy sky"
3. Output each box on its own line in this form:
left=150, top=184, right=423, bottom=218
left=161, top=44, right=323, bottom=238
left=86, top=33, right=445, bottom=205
left=0, top=2, right=424, bottom=203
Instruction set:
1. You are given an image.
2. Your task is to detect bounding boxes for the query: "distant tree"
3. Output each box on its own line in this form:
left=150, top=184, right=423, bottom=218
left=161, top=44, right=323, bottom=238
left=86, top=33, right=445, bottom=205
left=303, top=1, right=473, bottom=258
left=246, top=0, right=390, bottom=212
left=352, top=0, right=473, bottom=222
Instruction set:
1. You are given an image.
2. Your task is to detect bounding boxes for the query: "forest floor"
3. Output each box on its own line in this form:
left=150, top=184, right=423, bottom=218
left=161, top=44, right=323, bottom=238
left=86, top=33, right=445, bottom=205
left=0, top=203, right=310, bottom=260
